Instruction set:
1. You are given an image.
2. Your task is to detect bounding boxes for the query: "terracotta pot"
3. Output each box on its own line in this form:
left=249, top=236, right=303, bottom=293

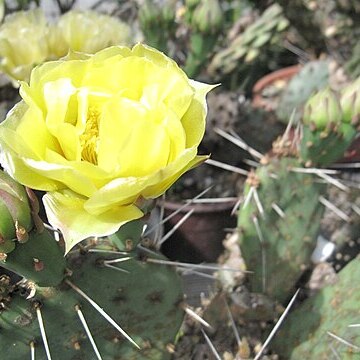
left=252, top=64, right=301, bottom=110
left=160, top=200, right=237, bottom=263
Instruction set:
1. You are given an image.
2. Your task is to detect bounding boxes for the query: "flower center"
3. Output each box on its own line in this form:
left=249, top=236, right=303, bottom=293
left=80, top=108, right=99, bottom=164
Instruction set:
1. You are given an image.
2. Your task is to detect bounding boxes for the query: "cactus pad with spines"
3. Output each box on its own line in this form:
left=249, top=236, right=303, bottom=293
left=276, top=61, right=330, bottom=123
left=209, top=4, right=288, bottom=76
left=238, top=157, right=326, bottom=303
left=272, top=257, right=360, bottom=359
left=0, top=246, right=184, bottom=359
left=300, top=122, right=357, bottom=167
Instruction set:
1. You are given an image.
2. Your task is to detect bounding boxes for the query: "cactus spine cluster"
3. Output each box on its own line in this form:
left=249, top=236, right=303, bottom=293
left=209, top=4, right=288, bottom=76
left=238, top=156, right=326, bottom=303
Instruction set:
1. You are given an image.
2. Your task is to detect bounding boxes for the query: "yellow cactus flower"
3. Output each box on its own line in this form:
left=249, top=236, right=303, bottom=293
left=0, top=9, right=49, bottom=83
left=47, top=10, right=132, bottom=59
left=0, top=44, right=213, bottom=252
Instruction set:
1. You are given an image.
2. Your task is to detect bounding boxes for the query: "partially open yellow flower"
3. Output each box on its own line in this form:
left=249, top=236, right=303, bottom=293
left=0, top=9, right=49, bottom=82
left=0, top=44, right=213, bottom=252
left=47, top=10, right=131, bottom=59
left=0, top=9, right=131, bottom=83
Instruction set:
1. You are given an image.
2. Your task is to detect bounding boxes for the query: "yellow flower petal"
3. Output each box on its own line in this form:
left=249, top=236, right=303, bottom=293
left=21, top=158, right=97, bottom=197
left=84, top=147, right=199, bottom=215
left=1, top=149, right=63, bottom=191
left=43, top=190, right=143, bottom=253
left=142, top=154, right=208, bottom=198
left=98, top=97, right=171, bottom=176
left=181, top=81, right=217, bottom=148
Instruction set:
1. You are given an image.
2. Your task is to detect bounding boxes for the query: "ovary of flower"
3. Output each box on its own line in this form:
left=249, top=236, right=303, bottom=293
left=79, top=108, right=100, bottom=165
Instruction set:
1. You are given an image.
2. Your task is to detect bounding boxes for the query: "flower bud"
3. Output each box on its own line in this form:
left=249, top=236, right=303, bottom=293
left=185, top=0, right=201, bottom=8
left=161, top=1, right=176, bottom=28
left=139, top=0, right=161, bottom=30
left=303, top=88, right=342, bottom=129
left=0, top=171, right=32, bottom=253
left=139, top=0, right=175, bottom=32
left=340, top=77, right=360, bottom=124
left=192, top=0, right=224, bottom=34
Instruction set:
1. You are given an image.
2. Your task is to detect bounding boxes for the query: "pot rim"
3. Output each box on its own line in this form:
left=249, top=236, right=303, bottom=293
left=252, top=64, right=302, bottom=108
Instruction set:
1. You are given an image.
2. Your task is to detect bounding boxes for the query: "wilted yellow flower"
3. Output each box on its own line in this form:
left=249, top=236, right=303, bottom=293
left=47, top=10, right=131, bottom=59
left=0, top=44, right=213, bottom=252
left=0, top=9, right=49, bottom=82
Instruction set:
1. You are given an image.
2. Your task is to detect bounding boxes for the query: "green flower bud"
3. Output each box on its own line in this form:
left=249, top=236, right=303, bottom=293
left=192, top=0, right=224, bottom=34
left=303, top=88, right=342, bottom=129
left=0, top=171, right=32, bottom=253
left=185, top=0, right=201, bottom=8
left=139, top=0, right=176, bottom=31
left=161, top=1, right=176, bottom=26
left=340, top=76, right=360, bottom=124
left=138, top=0, right=159, bottom=30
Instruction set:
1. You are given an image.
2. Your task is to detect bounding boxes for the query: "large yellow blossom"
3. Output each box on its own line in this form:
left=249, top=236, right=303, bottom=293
left=0, top=44, right=213, bottom=252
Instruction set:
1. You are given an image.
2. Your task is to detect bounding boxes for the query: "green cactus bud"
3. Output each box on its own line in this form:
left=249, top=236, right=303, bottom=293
left=340, top=76, right=360, bottom=123
left=192, top=0, right=223, bottom=34
left=138, top=0, right=159, bottom=30
left=161, top=0, right=176, bottom=26
left=185, top=0, right=201, bottom=8
left=303, top=87, right=343, bottom=129
left=0, top=171, right=32, bottom=254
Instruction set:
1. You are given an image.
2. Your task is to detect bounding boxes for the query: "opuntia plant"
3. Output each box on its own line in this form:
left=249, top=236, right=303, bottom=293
left=272, top=256, right=360, bottom=359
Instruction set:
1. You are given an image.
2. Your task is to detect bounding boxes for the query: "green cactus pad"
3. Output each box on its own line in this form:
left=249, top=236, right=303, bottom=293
left=209, top=4, right=288, bottom=76
left=272, top=257, right=360, bottom=359
left=1, top=229, right=66, bottom=287
left=238, top=157, right=326, bottom=303
left=108, top=219, right=144, bottom=252
left=300, top=123, right=357, bottom=166
left=0, top=248, right=184, bottom=359
left=276, top=61, right=330, bottom=123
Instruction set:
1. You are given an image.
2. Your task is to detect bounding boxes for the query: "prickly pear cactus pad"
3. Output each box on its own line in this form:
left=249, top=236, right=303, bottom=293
left=238, top=157, right=326, bottom=303
left=272, top=257, right=360, bottom=359
left=300, top=122, right=356, bottom=167
left=0, top=247, right=184, bottom=359
left=276, top=60, right=330, bottom=123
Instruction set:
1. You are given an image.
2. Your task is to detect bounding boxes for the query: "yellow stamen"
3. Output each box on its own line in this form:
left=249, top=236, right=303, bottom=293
left=80, top=108, right=100, bottom=164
